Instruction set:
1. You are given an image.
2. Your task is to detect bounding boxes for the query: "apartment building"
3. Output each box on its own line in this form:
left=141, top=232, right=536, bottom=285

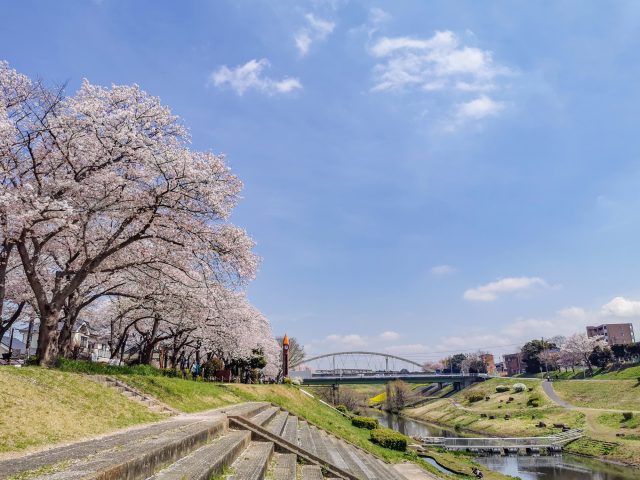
left=586, top=323, right=635, bottom=345
left=503, top=352, right=525, bottom=376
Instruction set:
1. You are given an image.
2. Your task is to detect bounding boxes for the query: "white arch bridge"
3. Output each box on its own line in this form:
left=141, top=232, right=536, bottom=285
left=291, top=351, right=486, bottom=389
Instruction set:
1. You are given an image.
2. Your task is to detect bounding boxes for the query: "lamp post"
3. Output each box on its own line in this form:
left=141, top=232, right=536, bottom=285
left=282, top=334, right=289, bottom=379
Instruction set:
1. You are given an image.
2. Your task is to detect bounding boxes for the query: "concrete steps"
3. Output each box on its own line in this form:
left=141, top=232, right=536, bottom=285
left=150, top=430, right=251, bottom=480
left=2, top=397, right=414, bottom=480
left=270, top=453, right=296, bottom=480
left=301, top=465, right=324, bottom=480
left=265, top=410, right=289, bottom=436
left=227, top=441, right=273, bottom=480
left=281, top=415, right=298, bottom=444
left=250, top=406, right=280, bottom=427
left=91, top=375, right=178, bottom=415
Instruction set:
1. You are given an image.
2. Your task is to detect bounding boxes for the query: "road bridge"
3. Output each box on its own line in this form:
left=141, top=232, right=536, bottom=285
left=302, top=373, right=488, bottom=390
left=293, top=351, right=488, bottom=390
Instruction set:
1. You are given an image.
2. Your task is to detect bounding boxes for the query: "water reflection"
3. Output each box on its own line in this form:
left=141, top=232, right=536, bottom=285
left=367, top=409, right=640, bottom=480
left=476, top=454, right=640, bottom=480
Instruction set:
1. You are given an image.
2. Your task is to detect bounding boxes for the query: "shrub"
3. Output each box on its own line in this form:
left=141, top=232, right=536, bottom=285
left=336, top=404, right=348, bottom=413
left=623, top=412, right=634, bottom=421
left=512, top=383, right=527, bottom=392
left=527, top=395, right=541, bottom=408
left=495, top=385, right=510, bottom=393
left=466, top=392, right=484, bottom=403
left=56, top=358, right=164, bottom=376
left=370, top=428, right=407, bottom=451
left=351, top=416, right=379, bottom=430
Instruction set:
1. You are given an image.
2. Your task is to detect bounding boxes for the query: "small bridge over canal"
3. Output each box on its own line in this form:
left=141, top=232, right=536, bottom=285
left=418, top=429, right=584, bottom=454
left=292, top=351, right=488, bottom=390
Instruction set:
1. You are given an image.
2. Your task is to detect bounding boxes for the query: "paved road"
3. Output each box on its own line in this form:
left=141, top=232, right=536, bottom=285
left=541, top=380, right=576, bottom=409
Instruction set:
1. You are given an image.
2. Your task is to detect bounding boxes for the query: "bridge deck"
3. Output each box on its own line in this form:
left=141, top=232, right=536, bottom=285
left=302, top=373, right=488, bottom=385
left=420, top=429, right=583, bottom=450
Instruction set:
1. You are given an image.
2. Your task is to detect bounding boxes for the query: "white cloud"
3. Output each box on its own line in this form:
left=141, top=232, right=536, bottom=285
left=368, top=30, right=511, bottom=127
left=325, top=333, right=368, bottom=348
left=369, top=7, right=391, bottom=28
left=430, top=264, right=456, bottom=275
left=379, top=331, right=400, bottom=341
left=210, top=59, right=302, bottom=96
left=557, top=306, right=588, bottom=320
left=464, top=276, right=548, bottom=302
left=370, top=31, right=509, bottom=92
left=454, top=95, right=504, bottom=120
left=294, top=13, right=335, bottom=56
left=601, top=296, right=640, bottom=318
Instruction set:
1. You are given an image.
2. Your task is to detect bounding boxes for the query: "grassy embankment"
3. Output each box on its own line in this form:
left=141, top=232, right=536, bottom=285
left=0, top=362, right=515, bottom=478
left=519, top=363, right=640, bottom=380
left=405, top=377, right=640, bottom=467
left=121, top=375, right=513, bottom=479
left=0, top=367, right=161, bottom=455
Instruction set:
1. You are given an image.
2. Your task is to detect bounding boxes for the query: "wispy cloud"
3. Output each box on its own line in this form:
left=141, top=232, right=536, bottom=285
left=368, top=30, right=511, bottom=128
left=210, top=59, right=301, bottom=96
left=294, top=13, right=335, bottom=56
left=464, top=276, right=548, bottom=302
left=430, top=264, right=456, bottom=275
left=379, top=331, right=400, bottom=341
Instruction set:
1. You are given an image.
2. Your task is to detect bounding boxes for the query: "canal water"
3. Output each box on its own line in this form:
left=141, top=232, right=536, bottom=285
left=366, top=409, right=640, bottom=479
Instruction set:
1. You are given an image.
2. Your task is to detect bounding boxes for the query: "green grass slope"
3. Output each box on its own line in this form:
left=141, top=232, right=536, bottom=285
left=0, top=367, right=161, bottom=454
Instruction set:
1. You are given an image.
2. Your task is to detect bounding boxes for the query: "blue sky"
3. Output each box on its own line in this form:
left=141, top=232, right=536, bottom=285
left=3, top=0, right=640, bottom=362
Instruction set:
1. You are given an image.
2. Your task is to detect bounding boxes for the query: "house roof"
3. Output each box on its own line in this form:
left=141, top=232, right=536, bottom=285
left=1, top=334, right=26, bottom=351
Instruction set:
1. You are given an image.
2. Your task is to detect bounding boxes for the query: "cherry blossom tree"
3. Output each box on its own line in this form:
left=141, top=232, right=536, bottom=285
left=0, top=62, right=259, bottom=366
left=560, top=333, right=607, bottom=375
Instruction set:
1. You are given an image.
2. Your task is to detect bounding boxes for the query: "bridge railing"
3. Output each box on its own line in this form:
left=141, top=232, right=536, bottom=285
left=420, top=429, right=583, bottom=449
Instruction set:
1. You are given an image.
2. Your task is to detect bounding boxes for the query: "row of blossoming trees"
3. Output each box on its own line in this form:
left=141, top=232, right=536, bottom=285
left=0, top=62, right=279, bottom=375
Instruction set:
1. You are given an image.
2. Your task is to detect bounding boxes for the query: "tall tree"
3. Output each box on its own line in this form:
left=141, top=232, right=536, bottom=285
left=561, top=333, right=607, bottom=375
left=521, top=339, right=557, bottom=374
left=0, top=63, right=258, bottom=366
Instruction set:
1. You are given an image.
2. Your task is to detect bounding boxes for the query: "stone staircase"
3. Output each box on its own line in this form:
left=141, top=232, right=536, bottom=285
left=0, top=401, right=430, bottom=480
left=90, top=375, right=178, bottom=415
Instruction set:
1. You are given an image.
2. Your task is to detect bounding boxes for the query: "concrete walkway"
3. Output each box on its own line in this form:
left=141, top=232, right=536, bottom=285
left=541, top=381, right=576, bottom=409
left=393, top=463, right=439, bottom=479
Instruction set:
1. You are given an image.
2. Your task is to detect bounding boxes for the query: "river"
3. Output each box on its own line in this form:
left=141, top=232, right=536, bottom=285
left=366, top=409, right=640, bottom=479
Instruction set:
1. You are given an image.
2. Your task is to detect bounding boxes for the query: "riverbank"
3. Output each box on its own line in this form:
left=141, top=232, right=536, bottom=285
left=403, top=377, right=640, bottom=469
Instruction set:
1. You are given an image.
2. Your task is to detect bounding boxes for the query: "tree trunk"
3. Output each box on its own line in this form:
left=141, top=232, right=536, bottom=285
left=57, top=323, right=72, bottom=358
left=37, top=310, right=60, bottom=367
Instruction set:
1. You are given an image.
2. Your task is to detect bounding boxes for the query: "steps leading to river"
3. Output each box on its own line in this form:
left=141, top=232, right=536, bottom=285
left=0, top=400, right=429, bottom=480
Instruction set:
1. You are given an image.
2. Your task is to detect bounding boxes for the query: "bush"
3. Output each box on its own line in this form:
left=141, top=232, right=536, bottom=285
left=495, top=385, right=510, bottom=393
left=466, top=392, right=484, bottom=403
left=352, top=416, right=379, bottom=430
left=623, top=412, right=634, bottom=421
left=513, top=383, right=527, bottom=392
left=527, top=395, right=541, bottom=408
left=370, top=428, right=407, bottom=451
left=56, top=358, right=165, bottom=376
left=336, top=404, right=348, bottom=413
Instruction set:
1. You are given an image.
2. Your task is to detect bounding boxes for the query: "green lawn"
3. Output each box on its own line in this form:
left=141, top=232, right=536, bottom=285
left=0, top=367, right=160, bottom=454
left=117, top=375, right=248, bottom=413
left=552, top=380, right=640, bottom=410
